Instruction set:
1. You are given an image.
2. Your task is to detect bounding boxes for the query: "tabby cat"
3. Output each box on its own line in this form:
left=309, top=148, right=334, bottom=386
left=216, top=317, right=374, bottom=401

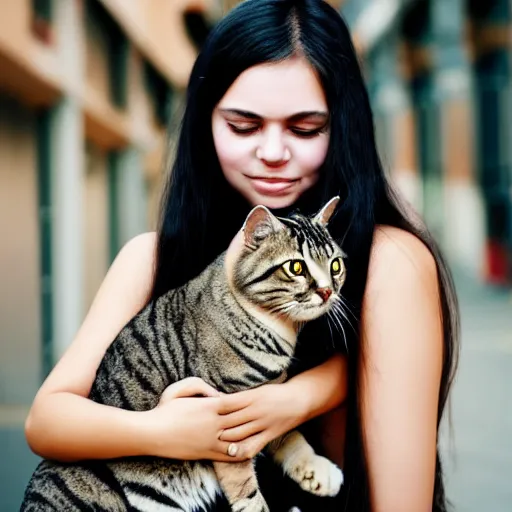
left=21, top=197, right=346, bottom=512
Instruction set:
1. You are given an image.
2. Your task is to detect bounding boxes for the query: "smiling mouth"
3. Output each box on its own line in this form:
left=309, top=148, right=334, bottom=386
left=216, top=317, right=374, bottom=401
left=248, top=177, right=300, bottom=196
left=250, top=176, right=299, bottom=182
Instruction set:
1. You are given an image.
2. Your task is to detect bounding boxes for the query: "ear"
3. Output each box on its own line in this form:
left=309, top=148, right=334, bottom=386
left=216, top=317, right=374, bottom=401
left=313, top=196, right=340, bottom=226
left=242, top=205, right=284, bottom=249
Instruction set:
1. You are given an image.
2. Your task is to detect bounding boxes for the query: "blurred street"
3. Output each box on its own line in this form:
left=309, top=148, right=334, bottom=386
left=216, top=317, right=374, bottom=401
left=441, top=271, right=512, bottom=512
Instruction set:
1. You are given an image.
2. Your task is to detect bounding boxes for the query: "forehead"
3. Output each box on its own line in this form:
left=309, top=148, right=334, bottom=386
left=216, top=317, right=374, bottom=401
left=281, top=216, right=338, bottom=260
left=217, top=57, right=327, bottom=118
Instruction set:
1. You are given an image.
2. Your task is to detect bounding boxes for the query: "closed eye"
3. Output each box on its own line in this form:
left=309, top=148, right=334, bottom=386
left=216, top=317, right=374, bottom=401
left=289, top=127, right=327, bottom=138
left=227, top=123, right=326, bottom=138
left=227, top=123, right=260, bottom=135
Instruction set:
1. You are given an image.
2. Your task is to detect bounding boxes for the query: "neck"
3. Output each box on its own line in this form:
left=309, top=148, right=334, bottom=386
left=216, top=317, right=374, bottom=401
left=224, top=231, right=298, bottom=346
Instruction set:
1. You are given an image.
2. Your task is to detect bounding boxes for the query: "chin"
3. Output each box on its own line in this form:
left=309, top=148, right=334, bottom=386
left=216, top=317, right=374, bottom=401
left=246, top=191, right=301, bottom=210
left=293, top=306, right=330, bottom=323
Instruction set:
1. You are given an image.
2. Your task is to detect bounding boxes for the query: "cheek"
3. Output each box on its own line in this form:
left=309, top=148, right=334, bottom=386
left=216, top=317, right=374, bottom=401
left=291, top=137, right=329, bottom=175
left=296, top=279, right=310, bottom=295
left=334, top=275, right=345, bottom=292
left=213, top=123, right=253, bottom=171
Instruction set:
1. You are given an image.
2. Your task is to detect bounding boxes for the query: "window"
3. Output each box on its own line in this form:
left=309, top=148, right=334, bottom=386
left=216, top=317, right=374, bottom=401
left=86, top=0, right=129, bottom=109
left=144, top=62, right=173, bottom=128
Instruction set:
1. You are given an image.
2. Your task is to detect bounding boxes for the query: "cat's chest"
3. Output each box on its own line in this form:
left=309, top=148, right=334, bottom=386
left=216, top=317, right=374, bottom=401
left=198, top=332, right=292, bottom=393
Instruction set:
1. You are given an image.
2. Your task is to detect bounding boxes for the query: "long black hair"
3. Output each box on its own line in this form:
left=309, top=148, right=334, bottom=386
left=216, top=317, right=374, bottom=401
left=151, top=1, right=459, bottom=510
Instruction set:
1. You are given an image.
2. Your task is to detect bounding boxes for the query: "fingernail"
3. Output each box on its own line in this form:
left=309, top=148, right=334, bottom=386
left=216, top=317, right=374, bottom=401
left=227, top=443, right=238, bottom=457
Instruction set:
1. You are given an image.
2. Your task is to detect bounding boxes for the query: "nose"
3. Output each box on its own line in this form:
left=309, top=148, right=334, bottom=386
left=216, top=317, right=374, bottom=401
left=316, top=287, right=332, bottom=303
left=257, top=127, right=290, bottom=165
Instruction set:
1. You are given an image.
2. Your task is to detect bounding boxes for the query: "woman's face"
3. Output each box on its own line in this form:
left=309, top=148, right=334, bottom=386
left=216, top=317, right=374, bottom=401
left=212, top=57, right=330, bottom=209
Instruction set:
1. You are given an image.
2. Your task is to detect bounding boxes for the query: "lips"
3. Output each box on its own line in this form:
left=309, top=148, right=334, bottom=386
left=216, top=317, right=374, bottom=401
left=247, top=176, right=300, bottom=196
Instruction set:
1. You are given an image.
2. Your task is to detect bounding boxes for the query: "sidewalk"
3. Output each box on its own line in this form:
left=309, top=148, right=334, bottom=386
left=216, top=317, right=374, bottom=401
left=440, top=269, right=512, bottom=512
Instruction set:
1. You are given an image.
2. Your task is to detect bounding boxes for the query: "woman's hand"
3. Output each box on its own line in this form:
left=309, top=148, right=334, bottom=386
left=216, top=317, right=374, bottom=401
left=145, top=353, right=346, bottom=463
left=144, top=377, right=246, bottom=462
left=217, top=381, right=306, bottom=459
left=217, top=354, right=347, bottom=461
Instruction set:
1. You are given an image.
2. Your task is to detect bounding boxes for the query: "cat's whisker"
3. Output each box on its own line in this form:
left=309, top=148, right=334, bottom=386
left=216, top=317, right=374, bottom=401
left=329, top=308, right=349, bottom=353
left=332, top=306, right=355, bottom=337
left=270, top=305, right=291, bottom=317
left=328, top=312, right=347, bottom=353
left=335, top=295, right=358, bottom=322
left=296, top=320, right=306, bottom=333
left=327, top=310, right=343, bottom=342
left=270, top=301, right=299, bottom=321
left=326, top=314, right=336, bottom=350
left=332, top=299, right=356, bottom=333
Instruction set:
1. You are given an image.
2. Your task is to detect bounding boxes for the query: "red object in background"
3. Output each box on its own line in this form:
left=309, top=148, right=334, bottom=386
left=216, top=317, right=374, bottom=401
left=484, top=239, right=510, bottom=286
left=32, top=18, right=53, bottom=45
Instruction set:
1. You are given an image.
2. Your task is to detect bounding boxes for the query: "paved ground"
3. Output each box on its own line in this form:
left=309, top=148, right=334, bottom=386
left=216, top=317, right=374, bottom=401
left=440, top=271, right=512, bottom=512
left=1, top=270, right=511, bottom=511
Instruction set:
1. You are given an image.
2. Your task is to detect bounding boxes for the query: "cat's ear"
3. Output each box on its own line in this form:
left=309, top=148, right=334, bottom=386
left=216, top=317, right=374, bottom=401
left=242, top=205, right=284, bottom=249
left=313, top=196, right=340, bottom=226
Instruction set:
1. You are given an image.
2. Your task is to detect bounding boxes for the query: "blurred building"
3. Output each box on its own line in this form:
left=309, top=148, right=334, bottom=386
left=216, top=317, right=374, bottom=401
left=211, top=0, right=512, bottom=288
left=342, top=0, right=512, bottom=286
left=0, top=0, right=510, bottom=509
left=0, top=0, right=217, bottom=508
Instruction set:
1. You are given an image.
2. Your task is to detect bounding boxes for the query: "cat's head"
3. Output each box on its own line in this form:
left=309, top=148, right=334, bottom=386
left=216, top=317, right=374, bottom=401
left=232, top=197, right=346, bottom=323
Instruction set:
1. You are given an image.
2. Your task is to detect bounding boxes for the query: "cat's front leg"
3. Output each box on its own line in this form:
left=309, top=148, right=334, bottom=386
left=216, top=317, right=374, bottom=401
left=213, top=460, right=269, bottom=512
left=267, top=430, right=343, bottom=497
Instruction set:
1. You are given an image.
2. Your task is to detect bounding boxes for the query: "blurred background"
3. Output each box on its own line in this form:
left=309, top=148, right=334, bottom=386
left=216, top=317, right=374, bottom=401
left=0, top=0, right=510, bottom=510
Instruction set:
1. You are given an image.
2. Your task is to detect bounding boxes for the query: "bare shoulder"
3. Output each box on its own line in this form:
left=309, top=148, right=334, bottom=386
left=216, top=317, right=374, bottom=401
left=117, top=231, right=157, bottom=265
left=366, top=225, right=438, bottom=300
left=103, top=231, right=158, bottom=309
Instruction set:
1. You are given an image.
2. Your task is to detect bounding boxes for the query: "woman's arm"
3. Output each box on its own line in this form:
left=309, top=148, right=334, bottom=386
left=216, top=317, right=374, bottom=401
left=25, top=233, right=237, bottom=463
left=361, top=226, right=443, bottom=511
left=288, top=352, right=347, bottom=422
left=25, top=233, right=156, bottom=461
left=217, top=353, right=347, bottom=459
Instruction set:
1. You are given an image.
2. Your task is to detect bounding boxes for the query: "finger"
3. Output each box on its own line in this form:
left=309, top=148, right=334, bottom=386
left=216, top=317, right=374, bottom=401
left=162, top=378, right=220, bottom=400
left=217, top=391, right=253, bottom=415
left=179, top=377, right=221, bottom=398
left=219, top=407, right=260, bottom=429
left=212, top=441, right=250, bottom=462
left=220, top=421, right=264, bottom=443
left=237, top=434, right=267, bottom=460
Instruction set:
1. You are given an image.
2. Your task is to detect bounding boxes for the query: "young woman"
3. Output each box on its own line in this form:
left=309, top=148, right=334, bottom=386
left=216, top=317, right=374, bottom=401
left=24, top=1, right=459, bottom=510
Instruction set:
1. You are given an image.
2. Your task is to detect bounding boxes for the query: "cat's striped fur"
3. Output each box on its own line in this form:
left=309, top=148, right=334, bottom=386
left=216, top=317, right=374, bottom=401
left=21, top=198, right=346, bottom=512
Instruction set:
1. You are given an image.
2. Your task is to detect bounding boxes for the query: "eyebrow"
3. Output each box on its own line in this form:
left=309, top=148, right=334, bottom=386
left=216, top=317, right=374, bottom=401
left=219, top=109, right=329, bottom=122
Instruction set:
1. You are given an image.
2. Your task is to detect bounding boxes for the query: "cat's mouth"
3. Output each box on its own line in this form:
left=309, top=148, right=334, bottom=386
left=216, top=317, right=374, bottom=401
left=287, top=298, right=336, bottom=322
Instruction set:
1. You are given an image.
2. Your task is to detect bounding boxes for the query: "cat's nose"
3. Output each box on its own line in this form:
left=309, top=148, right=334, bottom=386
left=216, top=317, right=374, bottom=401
left=316, top=287, right=332, bottom=302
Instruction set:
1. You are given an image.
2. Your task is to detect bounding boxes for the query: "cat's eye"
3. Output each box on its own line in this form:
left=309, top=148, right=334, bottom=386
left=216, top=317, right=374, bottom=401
left=282, top=260, right=305, bottom=277
left=331, top=258, right=343, bottom=276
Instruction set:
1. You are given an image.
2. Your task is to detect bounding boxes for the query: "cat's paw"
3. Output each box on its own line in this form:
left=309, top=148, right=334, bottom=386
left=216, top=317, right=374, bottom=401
left=232, top=493, right=269, bottom=512
left=285, top=453, right=343, bottom=497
